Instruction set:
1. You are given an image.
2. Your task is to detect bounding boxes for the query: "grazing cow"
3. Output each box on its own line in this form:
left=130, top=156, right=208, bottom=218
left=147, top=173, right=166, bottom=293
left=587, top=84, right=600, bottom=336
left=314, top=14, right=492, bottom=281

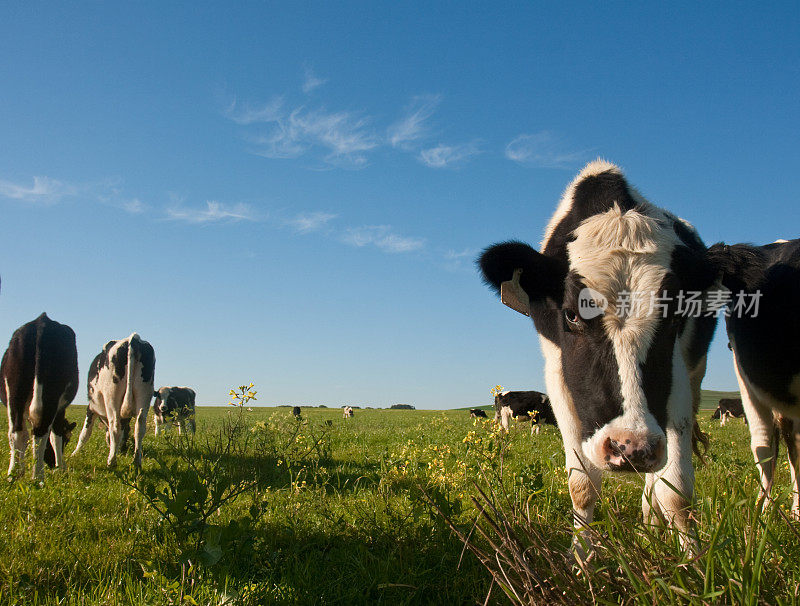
left=153, top=386, right=196, bottom=435
left=1, top=313, right=79, bottom=480
left=72, top=334, right=155, bottom=467
left=469, top=408, right=488, bottom=418
left=292, top=406, right=302, bottom=419
left=711, top=397, right=746, bottom=426
left=479, top=160, right=719, bottom=549
left=708, top=238, right=800, bottom=515
left=342, top=405, right=354, bottom=418
left=494, top=390, right=556, bottom=433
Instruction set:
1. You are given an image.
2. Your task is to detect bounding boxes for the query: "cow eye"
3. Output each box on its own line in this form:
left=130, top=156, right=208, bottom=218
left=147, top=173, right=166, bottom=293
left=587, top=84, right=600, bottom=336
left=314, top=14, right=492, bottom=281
left=563, top=308, right=581, bottom=328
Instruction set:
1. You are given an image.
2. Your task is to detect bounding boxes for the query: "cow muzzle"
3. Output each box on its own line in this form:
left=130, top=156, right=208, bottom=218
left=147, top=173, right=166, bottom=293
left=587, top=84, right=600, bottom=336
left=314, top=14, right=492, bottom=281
left=588, top=429, right=666, bottom=473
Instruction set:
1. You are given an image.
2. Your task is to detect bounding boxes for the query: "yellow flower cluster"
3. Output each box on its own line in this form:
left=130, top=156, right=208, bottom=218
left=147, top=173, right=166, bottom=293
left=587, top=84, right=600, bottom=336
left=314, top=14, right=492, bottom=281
left=228, top=382, right=258, bottom=407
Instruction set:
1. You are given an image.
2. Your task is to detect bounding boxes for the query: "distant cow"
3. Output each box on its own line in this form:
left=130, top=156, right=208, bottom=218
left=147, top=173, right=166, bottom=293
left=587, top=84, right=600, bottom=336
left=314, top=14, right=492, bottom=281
left=153, top=386, right=196, bottom=435
left=72, top=333, right=155, bottom=467
left=292, top=406, right=302, bottom=419
left=342, top=406, right=354, bottom=418
left=494, top=390, right=556, bottom=433
left=711, top=398, right=746, bottom=426
left=1, top=313, right=79, bottom=480
left=469, top=408, right=487, bottom=418
left=709, top=238, right=800, bottom=515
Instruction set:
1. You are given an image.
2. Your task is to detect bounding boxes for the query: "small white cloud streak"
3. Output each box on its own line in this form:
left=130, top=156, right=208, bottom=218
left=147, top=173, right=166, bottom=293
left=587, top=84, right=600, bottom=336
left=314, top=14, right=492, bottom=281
left=302, top=67, right=327, bottom=93
left=504, top=132, right=585, bottom=168
left=166, top=201, right=259, bottom=224
left=122, top=198, right=147, bottom=214
left=444, top=248, right=476, bottom=261
left=243, top=106, right=378, bottom=167
left=419, top=141, right=481, bottom=168
left=225, top=97, right=285, bottom=125
left=0, top=176, right=75, bottom=204
left=288, top=211, right=337, bottom=234
left=387, top=94, right=441, bottom=149
left=342, top=225, right=425, bottom=253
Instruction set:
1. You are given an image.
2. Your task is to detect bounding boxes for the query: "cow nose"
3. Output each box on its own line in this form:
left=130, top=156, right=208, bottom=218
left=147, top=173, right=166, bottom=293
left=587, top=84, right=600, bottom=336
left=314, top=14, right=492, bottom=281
left=601, top=431, right=665, bottom=472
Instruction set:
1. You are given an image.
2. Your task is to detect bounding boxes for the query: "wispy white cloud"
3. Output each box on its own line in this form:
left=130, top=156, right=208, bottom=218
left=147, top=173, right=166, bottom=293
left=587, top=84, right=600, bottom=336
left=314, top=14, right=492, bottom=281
left=225, top=96, right=284, bottom=125
left=504, top=132, right=585, bottom=168
left=247, top=107, right=379, bottom=167
left=387, top=94, right=441, bottom=149
left=342, top=225, right=425, bottom=253
left=444, top=248, right=476, bottom=261
left=166, top=201, right=259, bottom=224
left=288, top=211, right=337, bottom=234
left=442, top=247, right=478, bottom=272
left=122, top=198, right=147, bottom=214
left=419, top=141, right=481, bottom=168
left=0, top=176, right=75, bottom=204
left=302, top=67, right=327, bottom=94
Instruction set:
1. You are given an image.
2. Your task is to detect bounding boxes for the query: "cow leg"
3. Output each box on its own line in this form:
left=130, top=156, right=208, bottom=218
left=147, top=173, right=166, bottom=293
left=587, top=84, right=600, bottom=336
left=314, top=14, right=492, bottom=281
left=154, top=414, right=162, bottom=436
left=741, top=391, right=777, bottom=511
left=177, top=418, right=184, bottom=436
left=8, top=424, right=29, bottom=478
left=106, top=414, right=123, bottom=467
left=500, top=406, right=512, bottom=431
left=779, top=416, right=800, bottom=519
left=188, top=416, right=196, bottom=434
left=133, top=407, right=147, bottom=467
left=31, top=429, right=50, bottom=481
left=647, top=421, right=695, bottom=549
left=72, top=408, right=97, bottom=455
left=566, top=448, right=601, bottom=558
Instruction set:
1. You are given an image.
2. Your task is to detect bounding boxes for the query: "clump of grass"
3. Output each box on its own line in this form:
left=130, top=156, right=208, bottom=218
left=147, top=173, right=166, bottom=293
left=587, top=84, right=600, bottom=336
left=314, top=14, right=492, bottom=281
left=429, top=446, right=800, bottom=605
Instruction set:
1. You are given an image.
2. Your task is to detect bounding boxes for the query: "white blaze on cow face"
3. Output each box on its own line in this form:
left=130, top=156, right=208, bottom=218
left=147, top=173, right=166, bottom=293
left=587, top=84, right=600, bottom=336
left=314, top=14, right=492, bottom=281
left=561, top=203, right=681, bottom=472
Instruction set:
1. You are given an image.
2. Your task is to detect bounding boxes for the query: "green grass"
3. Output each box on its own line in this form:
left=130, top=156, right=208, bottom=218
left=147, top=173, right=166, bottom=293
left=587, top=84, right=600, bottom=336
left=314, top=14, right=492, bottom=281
left=1, top=392, right=798, bottom=605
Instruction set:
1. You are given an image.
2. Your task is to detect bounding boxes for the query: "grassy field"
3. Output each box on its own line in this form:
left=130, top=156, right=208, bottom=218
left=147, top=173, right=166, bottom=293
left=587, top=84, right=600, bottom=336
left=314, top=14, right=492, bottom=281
left=2, top=391, right=800, bottom=605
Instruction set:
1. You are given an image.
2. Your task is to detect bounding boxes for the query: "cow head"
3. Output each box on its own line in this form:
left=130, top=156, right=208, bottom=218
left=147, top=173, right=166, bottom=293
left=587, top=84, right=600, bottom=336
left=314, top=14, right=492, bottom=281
left=154, top=387, right=173, bottom=415
left=479, top=160, right=715, bottom=473
left=43, top=418, right=78, bottom=468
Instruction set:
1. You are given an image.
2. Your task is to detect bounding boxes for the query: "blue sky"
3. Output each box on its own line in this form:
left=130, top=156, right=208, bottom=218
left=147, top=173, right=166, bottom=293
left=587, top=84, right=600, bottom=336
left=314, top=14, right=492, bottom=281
left=1, top=3, right=798, bottom=408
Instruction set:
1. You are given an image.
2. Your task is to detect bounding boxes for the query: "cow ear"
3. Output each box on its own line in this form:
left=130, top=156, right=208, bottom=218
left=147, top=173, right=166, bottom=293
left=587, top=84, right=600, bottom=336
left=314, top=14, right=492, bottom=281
left=478, top=241, right=567, bottom=315
left=707, top=242, right=766, bottom=292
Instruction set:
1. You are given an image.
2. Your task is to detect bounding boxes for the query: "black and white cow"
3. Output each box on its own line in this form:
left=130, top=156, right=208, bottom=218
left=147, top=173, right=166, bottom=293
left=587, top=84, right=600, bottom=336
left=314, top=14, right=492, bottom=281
left=1, top=313, right=79, bottom=480
left=469, top=408, right=488, bottom=418
left=493, top=390, right=556, bottom=434
left=342, top=405, right=354, bottom=418
left=711, top=397, right=746, bottom=426
left=479, top=160, right=718, bottom=548
left=708, top=238, right=800, bottom=515
left=72, top=333, right=155, bottom=467
left=153, top=386, right=196, bottom=435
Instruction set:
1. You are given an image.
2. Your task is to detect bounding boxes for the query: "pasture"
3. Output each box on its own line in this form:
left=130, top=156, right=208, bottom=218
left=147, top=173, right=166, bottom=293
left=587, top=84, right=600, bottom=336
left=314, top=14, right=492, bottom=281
left=2, top=394, right=800, bottom=605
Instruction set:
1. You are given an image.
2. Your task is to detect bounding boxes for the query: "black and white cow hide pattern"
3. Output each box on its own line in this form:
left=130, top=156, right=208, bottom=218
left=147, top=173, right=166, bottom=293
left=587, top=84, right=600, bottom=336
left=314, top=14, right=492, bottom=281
left=479, top=160, right=719, bottom=551
left=153, top=386, right=196, bottom=435
left=72, top=333, right=155, bottom=467
left=709, top=238, right=800, bottom=516
left=1, top=313, right=78, bottom=480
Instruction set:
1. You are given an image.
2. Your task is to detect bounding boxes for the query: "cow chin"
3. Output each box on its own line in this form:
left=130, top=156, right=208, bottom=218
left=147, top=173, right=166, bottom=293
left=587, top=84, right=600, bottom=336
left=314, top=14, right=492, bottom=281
left=582, top=423, right=667, bottom=473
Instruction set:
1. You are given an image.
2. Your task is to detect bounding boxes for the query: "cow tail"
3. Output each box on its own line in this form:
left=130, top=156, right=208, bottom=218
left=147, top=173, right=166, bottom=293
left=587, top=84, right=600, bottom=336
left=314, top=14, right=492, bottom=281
left=122, top=334, right=139, bottom=417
